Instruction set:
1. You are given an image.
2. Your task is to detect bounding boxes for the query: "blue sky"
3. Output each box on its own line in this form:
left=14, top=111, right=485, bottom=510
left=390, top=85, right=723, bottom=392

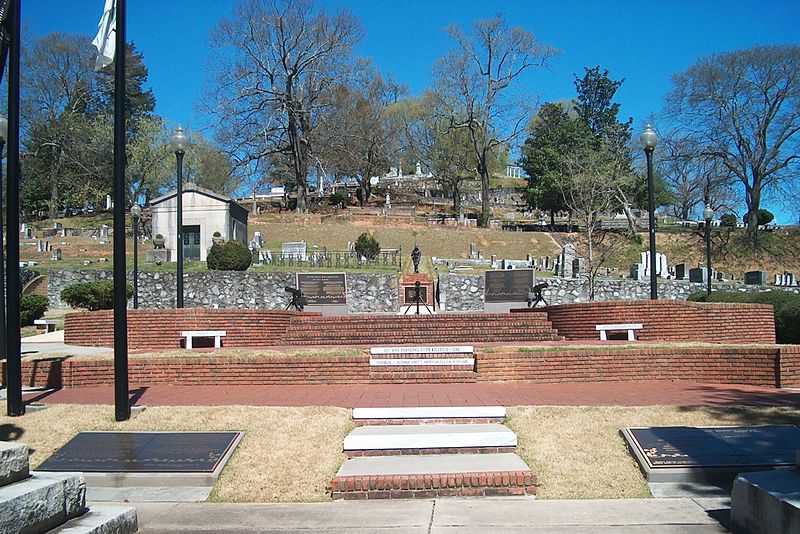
left=21, top=0, right=800, bottom=221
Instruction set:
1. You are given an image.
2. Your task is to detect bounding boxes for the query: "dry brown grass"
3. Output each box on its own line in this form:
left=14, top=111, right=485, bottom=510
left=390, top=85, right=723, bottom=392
left=1, top=404, right=352, bottom=502
left=507, top=405, right=800, bottom=499
left=4, top=403, right=798, bottom=502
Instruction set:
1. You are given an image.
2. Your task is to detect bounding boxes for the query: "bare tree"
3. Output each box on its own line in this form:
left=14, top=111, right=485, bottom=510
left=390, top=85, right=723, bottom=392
left=431, top=16, right=557, bottom=227
left=205, top=0, right=363, bottom=212
left=560, top=140, right=631, bottom=300
left=666, top=45, right=800, bottom=245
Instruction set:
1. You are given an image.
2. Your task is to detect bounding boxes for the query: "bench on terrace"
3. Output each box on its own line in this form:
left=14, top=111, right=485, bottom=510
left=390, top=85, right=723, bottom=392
left=33, top=319, right=59, bottom=333
left=180, top=330, right=226, bottom=349
left=595, top=323, right=642, bottom=341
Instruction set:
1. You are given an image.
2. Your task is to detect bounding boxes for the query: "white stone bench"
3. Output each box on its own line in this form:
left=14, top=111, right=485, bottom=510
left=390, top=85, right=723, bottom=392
left=180, top=330, right=226, bottom=349
left=595, top=323, right=643, bottom=341
left=33, top=319, right=59, bottom=333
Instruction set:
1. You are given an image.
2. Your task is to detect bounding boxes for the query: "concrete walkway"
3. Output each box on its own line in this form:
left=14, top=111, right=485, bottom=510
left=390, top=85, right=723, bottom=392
left=129, top=497, right=732, bottom=533
left=24, top=381, right=800, bottom=408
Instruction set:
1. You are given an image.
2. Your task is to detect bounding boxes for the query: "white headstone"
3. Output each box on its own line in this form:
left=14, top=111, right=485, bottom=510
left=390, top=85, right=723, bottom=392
left=282, top=241, right=307, bottom=261
left=106, top=194, right=112, bottom=210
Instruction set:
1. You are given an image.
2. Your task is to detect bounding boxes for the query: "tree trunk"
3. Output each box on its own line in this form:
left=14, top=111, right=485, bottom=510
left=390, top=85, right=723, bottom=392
left=479, top=164, right=490, bottom=227
left=745, top=181, right=761, bottom=247
left=452, top=180, right=462, bottom=215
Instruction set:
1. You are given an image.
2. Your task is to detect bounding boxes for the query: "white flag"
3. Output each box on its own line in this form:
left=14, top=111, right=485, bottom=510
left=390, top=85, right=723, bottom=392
left=91, top=0, right=116, bottom=70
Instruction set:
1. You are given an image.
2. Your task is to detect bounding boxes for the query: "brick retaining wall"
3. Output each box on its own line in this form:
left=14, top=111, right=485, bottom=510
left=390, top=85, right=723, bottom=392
left=517, top=301, right=776, bottom=344
left=9, top=345, right=798, bottom=389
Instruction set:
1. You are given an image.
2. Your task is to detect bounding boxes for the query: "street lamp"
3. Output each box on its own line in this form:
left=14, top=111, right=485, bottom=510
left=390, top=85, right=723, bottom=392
left=130, top=204, right=142, bottom=309
left=703, top=203, right=714, bottom=297
left=170, top=126, right=188, bottom=308
left=0, top=114, right=7, bottom=362
left=639, top=124, right=659, bottom=300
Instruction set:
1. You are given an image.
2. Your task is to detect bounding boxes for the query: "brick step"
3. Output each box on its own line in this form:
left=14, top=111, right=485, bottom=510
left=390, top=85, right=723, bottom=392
left=297, top=313, right=547, bottom=322
left=284, top=323, right=556, bottom=334
left=368, top=371, right=477, bottom=383
left=352, top=406, right=506, bottom=426
left=343, top=424, right=516, bottom=455
left=289, top=335, right=562, bottom=345
left=331, top=453, right=537, bottom=499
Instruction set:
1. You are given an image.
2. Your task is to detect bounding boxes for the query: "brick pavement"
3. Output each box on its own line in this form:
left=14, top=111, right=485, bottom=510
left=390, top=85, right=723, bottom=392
left=22, top=380, right=800, bottom=408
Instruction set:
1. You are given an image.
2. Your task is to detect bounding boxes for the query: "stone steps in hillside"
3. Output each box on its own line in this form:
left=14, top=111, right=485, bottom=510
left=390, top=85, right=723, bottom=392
left=343, top=424, right=516, bottom=457
left=331, top=453, right=536, bottom=499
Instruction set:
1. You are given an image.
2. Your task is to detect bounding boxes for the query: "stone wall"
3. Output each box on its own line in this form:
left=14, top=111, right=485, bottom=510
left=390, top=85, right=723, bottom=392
left=437, top=273, right=800, bottom=311
left=48, top=270, right=398, bottom=312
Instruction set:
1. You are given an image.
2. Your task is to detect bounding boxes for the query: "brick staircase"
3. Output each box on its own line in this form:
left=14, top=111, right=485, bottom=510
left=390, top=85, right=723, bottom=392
left=283, top=312, right=562, bottom=346
left=331, top=407, right=538, bottom=499
left=0, top=441, right=137, bottom=533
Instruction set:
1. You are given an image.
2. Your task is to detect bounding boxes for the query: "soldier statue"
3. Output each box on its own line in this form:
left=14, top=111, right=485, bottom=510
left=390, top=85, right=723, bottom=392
left=411, top=245, right=421, bottom=274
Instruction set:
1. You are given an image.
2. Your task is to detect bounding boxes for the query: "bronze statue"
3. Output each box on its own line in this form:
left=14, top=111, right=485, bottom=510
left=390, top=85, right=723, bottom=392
left=411, top=245, right=421, bottom=273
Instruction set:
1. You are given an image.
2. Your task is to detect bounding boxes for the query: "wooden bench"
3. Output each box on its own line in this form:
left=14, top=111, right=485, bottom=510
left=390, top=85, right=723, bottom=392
left=33, top=319, right=59, bottom=333
left=180, top=330, right=226, bottom=349
left=595, top=323, right=643, bottom=341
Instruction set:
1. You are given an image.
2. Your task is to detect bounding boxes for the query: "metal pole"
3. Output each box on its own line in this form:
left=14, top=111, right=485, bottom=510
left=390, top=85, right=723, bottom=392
left=0, top=140, right=6, bottom=363
left=5, top=0, right=22, bottom=416
left=133, top=217, right=138, bottom=309
left=112, top=0, right=130, bottom=422
left=176, top=152, right=184, bottom=308
left=645, top=149, right=657, bottom=300
left=705, top=219, right=712, bottom=297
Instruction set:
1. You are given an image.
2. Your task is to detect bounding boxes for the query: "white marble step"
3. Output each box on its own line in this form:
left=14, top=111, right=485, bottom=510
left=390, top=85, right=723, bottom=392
left=352, top=406, right=506, bottom=421
left=343, top=423, right=516, bottom=451
left=49, top=504, right=138, bottom=533
left=337, top=453, right=530, bottom=476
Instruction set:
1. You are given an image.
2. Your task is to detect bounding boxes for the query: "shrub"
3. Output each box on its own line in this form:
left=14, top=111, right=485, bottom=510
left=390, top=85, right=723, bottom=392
left=354, top=232, right=380, bottom=260
left=212, top=231, right=222, bottom=238
left=61, top=280, right=134, bottom=311
left=720, top=214, right=738, bottom=227
left=207, top=241, right=252, bottom=271
left=744, top=209, right=775, bottom=226
left=687, top=290, right=800, bottom=343
left=329, top=191, right=349, bottom=206
left=20, top=294, right=48, bottom=326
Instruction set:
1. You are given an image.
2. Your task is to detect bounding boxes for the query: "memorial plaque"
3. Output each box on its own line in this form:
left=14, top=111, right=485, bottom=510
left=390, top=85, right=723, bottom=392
left=484, top=269, right=535, bottom=303
left=627, top=425, right=800, bottom=469
left=297, top=272, right=347, bottom=305
left=38, top=432, right=240, bottom=473
left=403, top=285, right=428, bottom=304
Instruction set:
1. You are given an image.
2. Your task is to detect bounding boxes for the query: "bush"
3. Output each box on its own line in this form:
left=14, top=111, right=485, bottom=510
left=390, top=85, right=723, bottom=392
left=744, top=209, right=775, bottom=226
left=20, top=294, right=48, bottom=326
left=720, top=214, right=738, bottom=227
left=212, top=231, right=222, bottom=238
left=329, top=191, right=349, bottom=206
left=354, top=232, right=380, bottom=260
left=207, top=241, right=252, bottom=271
left=61, top=280, right=134, bottom=311
left=687, top=290, right=800, bottom=343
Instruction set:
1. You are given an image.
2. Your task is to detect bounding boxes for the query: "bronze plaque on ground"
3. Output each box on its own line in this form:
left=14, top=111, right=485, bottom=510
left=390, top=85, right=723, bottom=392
left=627, top=425, right=800, bottom=469
left=37, top=432, right=240, bottom=473
left=297, top=272, right=347, bottom=305
left=484, top=269, right=535, bottom=303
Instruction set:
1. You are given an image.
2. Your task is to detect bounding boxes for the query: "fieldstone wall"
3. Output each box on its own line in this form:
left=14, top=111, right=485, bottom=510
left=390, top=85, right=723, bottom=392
left=347, top=273, right=398, bottom=314
left=48, top=269, right=800, bottom=313
left=437, top=273, right=800, bottom=311
left=48, top=270, right=397, bottom=312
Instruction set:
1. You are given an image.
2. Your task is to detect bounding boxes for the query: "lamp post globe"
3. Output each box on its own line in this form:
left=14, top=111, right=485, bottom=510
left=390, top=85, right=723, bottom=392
left=171, top=126, right=187, bottom=308
left=639, top=124, right=659, bottom=300
left=704, top=203, right=714, bottom=297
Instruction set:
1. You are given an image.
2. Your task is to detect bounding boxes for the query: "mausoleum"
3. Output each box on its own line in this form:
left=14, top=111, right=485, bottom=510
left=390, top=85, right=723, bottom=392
left=150, top=183, right=248, bottom=262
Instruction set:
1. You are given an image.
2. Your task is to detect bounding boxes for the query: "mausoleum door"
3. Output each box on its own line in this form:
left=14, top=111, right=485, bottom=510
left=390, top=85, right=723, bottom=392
left=184, top=225, right=201, bottom=261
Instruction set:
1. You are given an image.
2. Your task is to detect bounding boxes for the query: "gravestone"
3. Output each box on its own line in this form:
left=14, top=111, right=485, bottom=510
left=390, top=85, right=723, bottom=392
left=744, top=271, right=767, bottom=286
left=630, top=264, right=644, bottom=281
left=20, top=223, right=28, bottom=235
left=23, top=226, right=33, bottom=239
left=145, top=249, right=170, bottom=264
left=689, top=267, right=708, bottom=284
left=54, top=222, right=63, bottom=230
left=469, top=243, right=477, bottom=259
left=572, top=258, right=586, bottom=277
left=282, top=241, right=307, bottom=261
left=51, top=249, right=62, bottom=261
left=37, top=240, right=45, bottom=253
left=561, top=243, right=577, bottom=278
left=253, top=231, right=263, bottom=248
left=105, top=194, right=112, bottom=210
left=675, top=263, right=687, bottom=280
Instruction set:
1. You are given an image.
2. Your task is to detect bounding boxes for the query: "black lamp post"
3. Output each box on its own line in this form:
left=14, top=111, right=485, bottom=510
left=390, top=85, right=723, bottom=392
left=130, top=204, right=142, bottom=309
left=703, top=203, right=714, bottom=297
left=170, top=127, right=188, bottom=308
left=639, top=124, right=659, bottom=300
left=0, top=115, right=7, bottom=362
